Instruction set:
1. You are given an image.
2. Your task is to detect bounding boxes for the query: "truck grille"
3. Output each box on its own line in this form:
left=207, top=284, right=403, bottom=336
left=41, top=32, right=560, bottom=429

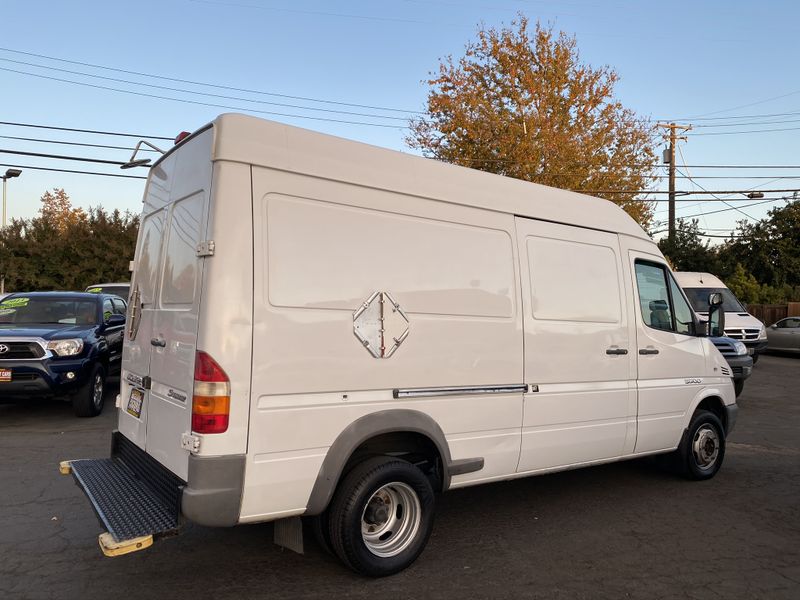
left=0, top=341, right=45, bottom=359
left=723, top=328, right=760, bottom=341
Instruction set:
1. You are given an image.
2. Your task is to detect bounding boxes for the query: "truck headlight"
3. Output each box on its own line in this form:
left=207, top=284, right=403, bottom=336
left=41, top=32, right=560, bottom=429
left=46, top=339, right=84, bottom=356
left=758, top=325, right=767, bottom=340
left=733, top=341, right=748, bottom=356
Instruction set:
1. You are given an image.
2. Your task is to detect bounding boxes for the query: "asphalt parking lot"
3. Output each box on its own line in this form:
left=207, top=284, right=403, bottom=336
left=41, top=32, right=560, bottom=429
left=1, top=355, right=799, bottom=600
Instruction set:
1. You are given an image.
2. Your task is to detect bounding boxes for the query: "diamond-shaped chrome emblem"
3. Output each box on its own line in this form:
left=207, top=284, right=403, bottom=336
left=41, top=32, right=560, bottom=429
left=353, top=292, right=409, bottom=358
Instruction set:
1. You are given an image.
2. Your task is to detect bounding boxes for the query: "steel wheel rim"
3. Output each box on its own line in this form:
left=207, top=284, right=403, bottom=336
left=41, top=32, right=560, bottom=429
left=692, top=424, right=720, bottom=470
left=361, top=482, right=421, bottom=558
left=92, top=375, right=104, bottom=409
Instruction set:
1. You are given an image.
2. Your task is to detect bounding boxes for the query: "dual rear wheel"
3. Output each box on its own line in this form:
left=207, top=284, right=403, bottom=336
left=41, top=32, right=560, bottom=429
left=315, top=457, right=436, bottom=577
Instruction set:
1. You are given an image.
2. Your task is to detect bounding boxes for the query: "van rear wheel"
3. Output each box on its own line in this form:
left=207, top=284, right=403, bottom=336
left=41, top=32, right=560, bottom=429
left=327, top=456, right=435, bottom=577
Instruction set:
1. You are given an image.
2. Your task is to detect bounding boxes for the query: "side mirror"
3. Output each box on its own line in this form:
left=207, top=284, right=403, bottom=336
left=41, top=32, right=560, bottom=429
left=105, top=314, right=126, bottom=327
left=770, top=324, right=777, bottom=329
left=707, top=295, right=725, bottom=337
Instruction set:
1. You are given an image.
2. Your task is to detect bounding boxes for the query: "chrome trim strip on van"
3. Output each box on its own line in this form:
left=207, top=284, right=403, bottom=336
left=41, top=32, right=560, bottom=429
left=392, top=384, right=528, bottom=399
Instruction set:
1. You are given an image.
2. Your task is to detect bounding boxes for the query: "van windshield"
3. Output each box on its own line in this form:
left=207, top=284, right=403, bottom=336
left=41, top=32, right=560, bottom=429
left=683, top=287, right=746, bottom=313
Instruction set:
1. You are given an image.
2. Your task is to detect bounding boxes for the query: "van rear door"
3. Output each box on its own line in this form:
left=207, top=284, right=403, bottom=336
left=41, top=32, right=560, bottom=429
left=118, top=129, right=213, bottom=481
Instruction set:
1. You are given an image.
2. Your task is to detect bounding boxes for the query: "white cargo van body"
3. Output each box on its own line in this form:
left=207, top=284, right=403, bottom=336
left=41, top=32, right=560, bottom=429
left=674, top=271, right=768, bottom=360
left=67, top=114, right=737, bottom=576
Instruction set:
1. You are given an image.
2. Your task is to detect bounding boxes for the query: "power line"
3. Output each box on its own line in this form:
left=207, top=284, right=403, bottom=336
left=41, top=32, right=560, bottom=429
left=0, top=148, right=126, bottom=166
left=0, top=163, right=146, bottom=179
left=687, top=125, right=800, bottom=136
left=579, top=187, right=800, bottom=195
left=0, top=57, right=410, bottom=121
left=0, top=66, right=409, bottom=129
left=0, top=120, right=172, bottom=140
left=0, top=46, right=422, bottom=115
left=0, top=134, right=159, bottom=152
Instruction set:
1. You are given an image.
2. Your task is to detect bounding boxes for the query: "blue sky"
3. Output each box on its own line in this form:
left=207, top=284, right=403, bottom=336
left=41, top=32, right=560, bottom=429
left=2, top=0, right=799, bottom=240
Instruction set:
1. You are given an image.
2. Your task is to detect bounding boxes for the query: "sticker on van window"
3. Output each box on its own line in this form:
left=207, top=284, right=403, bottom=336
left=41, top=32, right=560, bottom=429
left=0, top=297, right=29, bottom=308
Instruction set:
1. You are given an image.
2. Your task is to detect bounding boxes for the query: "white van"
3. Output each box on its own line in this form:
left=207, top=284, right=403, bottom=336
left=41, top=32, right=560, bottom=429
left=674, top=272, right=768, bottom=363
left=63, top=114, right=737, bottom=576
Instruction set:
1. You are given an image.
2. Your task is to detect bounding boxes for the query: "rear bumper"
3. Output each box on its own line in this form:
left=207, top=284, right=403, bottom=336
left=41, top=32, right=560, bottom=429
left=0, top=358, right=93, bottom=398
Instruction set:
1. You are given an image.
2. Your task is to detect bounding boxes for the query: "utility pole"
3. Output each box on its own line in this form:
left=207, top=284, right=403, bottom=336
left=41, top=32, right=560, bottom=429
left=656, top=123, right=692, bottom=242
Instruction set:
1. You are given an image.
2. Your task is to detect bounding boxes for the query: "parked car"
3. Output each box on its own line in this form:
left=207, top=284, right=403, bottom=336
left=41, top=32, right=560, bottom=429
left=63, top=114, right=736, bottom=576
left=0, top=292, right=127, bottom=416
left=85, top=283, right=130, bottom=300
left=674, top=272, right=768, bottom=363
left=711, top=336, right=753, bottom=396
left=766, top=317, right=800, bottom=353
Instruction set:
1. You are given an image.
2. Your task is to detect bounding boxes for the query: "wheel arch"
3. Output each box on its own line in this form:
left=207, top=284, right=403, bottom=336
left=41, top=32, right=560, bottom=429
left=687, top=391, right=729, bottom=434
left=304, top=409, right=483, bottom=516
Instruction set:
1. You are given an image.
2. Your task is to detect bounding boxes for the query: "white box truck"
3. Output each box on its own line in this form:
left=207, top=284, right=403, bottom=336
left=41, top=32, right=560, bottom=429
left=62, top=114, right=737, bottom=576
left=674, top=271, right=768, bottom=363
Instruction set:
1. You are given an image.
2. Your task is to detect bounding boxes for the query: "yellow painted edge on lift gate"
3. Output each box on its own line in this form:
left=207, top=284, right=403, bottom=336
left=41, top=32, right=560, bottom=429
left=98, top=532, right=153, bottom=557
left=58, top=461, right=72, bottom=475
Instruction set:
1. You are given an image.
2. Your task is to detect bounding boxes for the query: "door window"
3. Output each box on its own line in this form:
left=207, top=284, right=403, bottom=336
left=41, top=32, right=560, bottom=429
left=777, top=318, right=800, bottom=328
left=634, top=261, right=693, bottom=335
left=161, top=194, right=204, bottom=306
left=136, top=210, right=166, bottom=305
left=102, top=299, right=114, bottom=322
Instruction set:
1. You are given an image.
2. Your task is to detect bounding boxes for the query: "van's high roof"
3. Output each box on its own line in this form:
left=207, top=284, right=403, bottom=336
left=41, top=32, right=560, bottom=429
left=162, top=113, right=651, bottom=242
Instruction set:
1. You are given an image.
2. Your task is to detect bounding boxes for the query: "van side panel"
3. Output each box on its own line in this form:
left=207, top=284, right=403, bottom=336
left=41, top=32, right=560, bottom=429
left=240, top=168, right=524, bottom=521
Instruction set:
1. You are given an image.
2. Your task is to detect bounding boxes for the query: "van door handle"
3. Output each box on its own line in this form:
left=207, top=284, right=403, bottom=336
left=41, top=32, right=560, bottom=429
left=639, top=347, right=660, bottom=355
left=606, top=347, right=628, bottom=355
left=150, top=337, right=166, bottom=348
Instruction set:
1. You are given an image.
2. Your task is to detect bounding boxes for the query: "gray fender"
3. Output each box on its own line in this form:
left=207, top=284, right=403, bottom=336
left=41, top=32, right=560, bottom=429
left=304, top=409, right=483, bottom=515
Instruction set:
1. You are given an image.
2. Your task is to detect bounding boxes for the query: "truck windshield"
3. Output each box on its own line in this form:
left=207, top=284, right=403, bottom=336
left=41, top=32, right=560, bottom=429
left=0, top=297, right=98, bottom=325
left=683, top=288, right=746, bottom=313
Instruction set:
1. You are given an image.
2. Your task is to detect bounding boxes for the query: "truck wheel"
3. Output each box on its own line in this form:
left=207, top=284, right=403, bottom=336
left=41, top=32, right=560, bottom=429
left=72, top=365, right=106, bottom=418
left=676, top=409, right=726, bottom=480
left=734, top=380, right=744, bottom=397
left=327, top=456, right=435, bottom=577
left=752, top=353, right=759, bottom=365
left=307, top=513, right=333, bottom=555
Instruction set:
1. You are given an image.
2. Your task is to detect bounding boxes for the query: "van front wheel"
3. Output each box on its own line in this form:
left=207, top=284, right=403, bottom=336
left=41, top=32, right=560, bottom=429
left=327, top=457, right=435, bottom=577
left=677, top=409, right=726, bottom=480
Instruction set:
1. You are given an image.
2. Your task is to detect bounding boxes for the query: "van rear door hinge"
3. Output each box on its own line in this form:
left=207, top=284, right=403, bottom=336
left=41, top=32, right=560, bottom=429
left=196, top=240, right=215, bottom=257
left=181, top=432, right=201, bottom=453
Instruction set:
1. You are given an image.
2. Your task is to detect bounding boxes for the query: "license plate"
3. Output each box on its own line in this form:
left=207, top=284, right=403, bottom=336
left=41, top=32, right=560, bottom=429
left=0, top=369, right=10, bottom=382
left=127, top=388, right=144, bottom=418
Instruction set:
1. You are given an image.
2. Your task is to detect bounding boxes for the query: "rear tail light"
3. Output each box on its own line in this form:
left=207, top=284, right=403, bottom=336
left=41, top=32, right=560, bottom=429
left=192, top=351, right=230, bottom=434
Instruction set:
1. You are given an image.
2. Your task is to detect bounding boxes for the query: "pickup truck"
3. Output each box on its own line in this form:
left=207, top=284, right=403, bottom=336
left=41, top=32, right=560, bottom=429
left=0, top=292, right=127, bottom=416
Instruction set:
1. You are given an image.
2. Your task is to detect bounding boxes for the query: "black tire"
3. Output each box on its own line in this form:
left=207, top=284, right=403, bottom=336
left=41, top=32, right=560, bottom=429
left=327, top=456, right=435, bottom=577
left=734, top=379, right=744, bottom=397
left=72, top=365, right=105, bottom=418
left=307, top=513, right=333, bottom=555
left=752, top=353, right=759, bottom=365
left=675, top=409, right=726, bottom=480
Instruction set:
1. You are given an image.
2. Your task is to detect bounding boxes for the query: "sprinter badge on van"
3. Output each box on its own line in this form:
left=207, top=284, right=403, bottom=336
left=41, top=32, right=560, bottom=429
left=353, top=291, right=409, bottom=359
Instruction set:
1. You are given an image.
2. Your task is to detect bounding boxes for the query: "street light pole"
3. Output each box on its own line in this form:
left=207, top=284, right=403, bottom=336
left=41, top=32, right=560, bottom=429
left=1, top=168, right=22, bottom=294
